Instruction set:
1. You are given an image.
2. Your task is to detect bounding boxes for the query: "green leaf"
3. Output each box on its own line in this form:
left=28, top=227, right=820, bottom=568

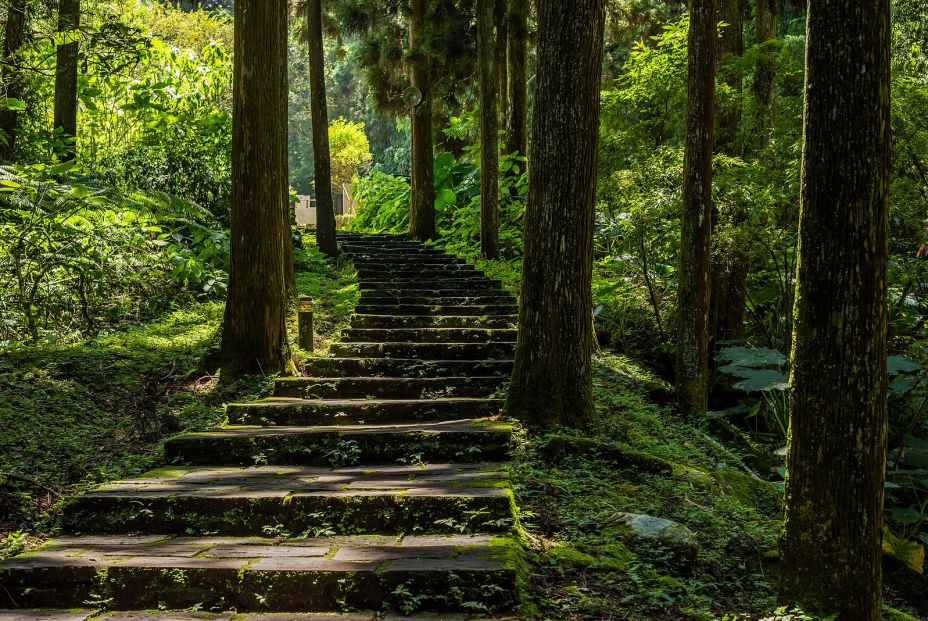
left=724, top=368, right=789, bottom=392
left=716, top=346, right=786, bottom=368
left=50, top=160, right=78, bottom=176
left=882, top=528, right=924, bottom=573
left=0, top=97, right=26, bottom=111
left=439, top=188, right=457, bottom=206
left=0, top=179, right=20, bottom=188
left=888, top=355, right=921, bottom=376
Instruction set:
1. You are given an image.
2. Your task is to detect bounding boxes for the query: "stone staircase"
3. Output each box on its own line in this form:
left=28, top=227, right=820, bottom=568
left=0, top=233, right=521, bottom=619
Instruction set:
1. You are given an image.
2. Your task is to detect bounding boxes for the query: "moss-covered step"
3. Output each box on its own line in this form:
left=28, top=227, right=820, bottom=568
left=357, top=296, right=516, bottom=308
left=354, top=305, right=517, bottom=317
left=0, top=534, right=518, bottom=613
left=358, top=280, right=504, bottom=291
left=355, top=270, right=483, bottom=281
left=341, top=328, right=518, bottom=345
left=60, top=464, right=514, bottom=536
left=226, top=397, right=503, bottom=425
left=165, top=419, right=513, bottom=466
left=361, top=290, right=515, bottom=299
left=350, top=314, right=518, bottom=330
left=353, top=260, right=470, bottom=269
left=273, top=376, right=506, bottom=399
left=299, top=358, right=514, bottom=378
left=342, top=247, right=449, bottom=257
left=0, top=612, right=504, bottom=621
left=330, top=342, right=515, bottom=361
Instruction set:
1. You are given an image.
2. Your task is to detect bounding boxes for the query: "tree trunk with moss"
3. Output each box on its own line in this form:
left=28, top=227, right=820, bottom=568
left=54, top=0, right=79, bottom=160
left=505, top=0, right=528, bottom=158
left=676, top=0, right=716, bottom=415
left=753, top=0, right=776, bottom=143
left=716, top=0, right=742, bottom=155
left=505, top=0, right=605, bottom=428
left=221, top=0, right=291, bottom=375
left=307, top=0, right=337, bottom=258
left=780, top=0, right=890, bottom=617
left=408, top=0, right=436, bottom=240
left=478, top=0, right=499, bottom=259
left=494, top=0, right=508, bottom=129
left=0, top=0, right=26, bottom=162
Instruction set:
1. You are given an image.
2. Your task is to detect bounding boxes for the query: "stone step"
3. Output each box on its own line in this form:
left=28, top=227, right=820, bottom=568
left=330, top=342, right=516, bottom=360
left=300, top=358, right=514, bottom=378
left=0, top=613, right=496, bottom=621
left=342, top=328, right=518, bottom=344
left=60, top=464, right=513, bottom=537
left=359, top=280, right=504, bottom=291
left=274, top=376, right=506, bottom=399
left=0, top=534, right=516, bottom=613
left=351, top=258, right=468, bottom=268
left=350, top=314, right=518, bottom=329
left=356, top=288, right=508, bottom=299
left=226, top=397, right=503, bottom=425
left=166, top=419, right=512, bottom=466
left=358, top=295, right=516, bottom=307
left=342, top=247, right=448, bottom=256
left=356, top=269, right=482, bottom=280
left=354, top=305, right=517, bottom=316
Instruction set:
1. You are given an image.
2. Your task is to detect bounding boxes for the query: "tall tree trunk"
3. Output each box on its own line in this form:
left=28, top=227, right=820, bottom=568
left=478, top=0, right=499, bottom=259
left=307, top=0, right=337, bottom=258
left=505, top=0, right=605, bottom=428
left=505, top=0, right=528, bottom=158
left=716, top=0, right=742, bottom=155
left=0, top=0, right=26, bottom=162
left=676, top=0, right=717, bottom=415
left=54, top=0, right=79, bottom=161
left=753, top=0, right=776, bottom=145
left=780, top=0, right=891, bottom=617
left=710, top=0, right=746, bottom=350
left=221, top=0, right=291, bottom=375
left=494, top=0, right=508, bottom=129
left=408, top=0, right=436, bottom=240
left=281, top=2, right=295, bottom=295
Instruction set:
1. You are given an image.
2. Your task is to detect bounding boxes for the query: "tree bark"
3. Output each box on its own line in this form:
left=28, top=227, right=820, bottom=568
left=753, top=0, right=776, bottom=143
left=408, top=0, right=436, bottom=240
left=221, top=0, right=291, bottom=375
left=710, top=0, right=746, bottom=350
left=780, top=0, right=891, bottom=617
left=505, top=0, right=528, bottom=158
left=494, top=0, right=508, bottom=129
left=716, top=0, right=742, bottom=155
left=0, top=0, right=27, bottom=162
left=54, top=0, right=79, bottom=161
left=280, top=1, right=294, bottom=295
left=307, top=0, right=338, bottom=258
left=505, top=0, right=605, bottom=428
left=676, top=0, right=716, bottom=415
left=478, top=0, right=499, bottom=259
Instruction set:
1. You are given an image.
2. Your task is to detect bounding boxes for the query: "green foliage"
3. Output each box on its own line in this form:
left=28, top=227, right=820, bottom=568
left=0, top=164, right=227, bottom=344
left=328, top=117, right=374, bottom=189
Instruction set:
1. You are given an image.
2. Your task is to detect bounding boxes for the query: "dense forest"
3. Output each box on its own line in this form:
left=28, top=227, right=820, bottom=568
left=0, top=0, right=926, bottom=619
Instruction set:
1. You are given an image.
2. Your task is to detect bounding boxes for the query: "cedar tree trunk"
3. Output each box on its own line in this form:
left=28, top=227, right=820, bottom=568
left=221, top=0, right=291, bottom=375
left=753, top=0, right=776, bottom=143
left=494, top=0, right=508, bottom=128
left=780, top=0, right=891, bottom=617
left=676, top=0, right=717, bottom=415
left=505, top=0, right=605, bottom=428
left=307, top=0, right=338, bottom=258
left=505, top=0, right=528, bottom=157
left=408, top=0, right=436, bottom=240
left=0, top=0, right=26, bottom=161
left=54, top=0, right=79, bottom=160
left=716, top=0, right=742, bottom=155
left=478, top=0, right=499, bottom=259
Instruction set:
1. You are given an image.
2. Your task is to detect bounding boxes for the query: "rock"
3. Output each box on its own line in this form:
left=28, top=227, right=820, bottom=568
left=607, top=512, right=699, bottom=560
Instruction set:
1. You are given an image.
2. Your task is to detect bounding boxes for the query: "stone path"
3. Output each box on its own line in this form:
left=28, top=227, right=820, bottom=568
left=0, top=234, right=520, bottom=619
